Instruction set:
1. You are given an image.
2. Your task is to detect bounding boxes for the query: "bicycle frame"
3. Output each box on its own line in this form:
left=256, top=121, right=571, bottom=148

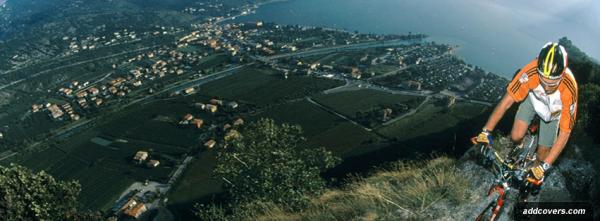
left=472, top=122, right=542, bottom=221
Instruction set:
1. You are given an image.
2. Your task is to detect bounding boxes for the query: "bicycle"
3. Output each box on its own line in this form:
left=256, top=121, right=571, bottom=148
left=470, top=119, right=544, bottom=221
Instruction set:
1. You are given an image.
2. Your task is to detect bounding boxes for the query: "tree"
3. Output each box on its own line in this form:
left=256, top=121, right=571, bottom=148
left=211, top=118, right=340, bottom=211
left=0, top=164, right=101, bottom=221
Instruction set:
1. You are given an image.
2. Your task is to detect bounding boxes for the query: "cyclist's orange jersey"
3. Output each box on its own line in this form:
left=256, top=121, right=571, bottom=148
left=507, top=59, right=578, bottom=133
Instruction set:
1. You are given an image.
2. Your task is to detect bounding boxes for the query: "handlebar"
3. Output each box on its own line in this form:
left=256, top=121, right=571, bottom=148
left=470, top=137, right=543, bottom=187
left=526, top=177, right=543, bottom=186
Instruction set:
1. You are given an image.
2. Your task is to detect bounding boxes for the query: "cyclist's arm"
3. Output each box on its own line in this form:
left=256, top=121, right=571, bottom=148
left=485, top=62, right=536, bottom=131
left=546, top=83, right=578, bottom=165
left=543, top=130, right=570, bottom=165
left=483, top=92, right=515, bottom=131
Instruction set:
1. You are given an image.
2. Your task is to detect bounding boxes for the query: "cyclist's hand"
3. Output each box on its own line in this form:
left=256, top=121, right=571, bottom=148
left=528, top=161, right=550, bottom=181
left=476, top=129, right=493, bottom=145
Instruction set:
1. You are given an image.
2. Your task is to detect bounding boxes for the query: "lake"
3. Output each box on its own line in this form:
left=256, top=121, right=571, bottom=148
left=239, top=0, right=600, bottom=78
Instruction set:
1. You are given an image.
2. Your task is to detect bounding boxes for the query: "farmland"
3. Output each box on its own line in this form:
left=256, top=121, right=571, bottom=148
left=376, top=100, right=489, bottom=141
left=18, top=133, right=170, bottom=210
left=6, top=64, right=347, bottom=212
left=98, top=98, right=215, bottom=148
left=312, top=89, right=425, bottom=127
left=251, top=100, right=343, bottom=137
left=13, top=93, right=240, bottom=210
left=307, top=122, right=385, bottom=157
left=199, top=67, right=344, bottom=106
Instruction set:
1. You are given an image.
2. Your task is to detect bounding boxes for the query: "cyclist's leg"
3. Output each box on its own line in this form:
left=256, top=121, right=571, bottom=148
left=512, top=96, right=536, bottom=144
left=537, top=118, right=559, bottom=162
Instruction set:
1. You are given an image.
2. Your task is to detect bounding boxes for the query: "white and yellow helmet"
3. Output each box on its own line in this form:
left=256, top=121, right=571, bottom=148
left=537, top=42, right=568, bottom=80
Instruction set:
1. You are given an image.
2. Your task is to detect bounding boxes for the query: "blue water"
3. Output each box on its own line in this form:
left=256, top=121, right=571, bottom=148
left=239, top=0, right=600, bottom=78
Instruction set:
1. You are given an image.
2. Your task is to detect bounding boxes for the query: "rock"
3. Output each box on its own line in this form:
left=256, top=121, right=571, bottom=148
left=425, top=142, right=595, bottom=221
left=555, top=156, right=595, bottom=201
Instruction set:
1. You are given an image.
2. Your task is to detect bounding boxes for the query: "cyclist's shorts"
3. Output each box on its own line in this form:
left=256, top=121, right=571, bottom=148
left=515, top=96, right=559, bottom=148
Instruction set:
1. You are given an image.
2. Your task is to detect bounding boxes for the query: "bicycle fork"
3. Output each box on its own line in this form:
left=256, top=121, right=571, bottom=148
left=476, top=185, right=506, bottom=221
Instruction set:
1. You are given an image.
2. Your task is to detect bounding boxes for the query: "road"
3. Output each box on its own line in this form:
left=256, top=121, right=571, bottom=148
left=0, top=151, right=17, bottom=161
left=167, top=156, right=194, bottom=187
left=72, top=72, right=113, bottom=94
left=322, top=79, right=351, bottom=94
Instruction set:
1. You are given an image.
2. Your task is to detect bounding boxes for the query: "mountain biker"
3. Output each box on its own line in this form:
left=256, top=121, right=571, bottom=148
left=476, top=42, right=578, bottom=184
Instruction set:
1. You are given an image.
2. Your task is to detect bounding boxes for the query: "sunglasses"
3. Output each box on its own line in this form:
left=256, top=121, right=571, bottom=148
left=538, top=75, right=562, bottom=87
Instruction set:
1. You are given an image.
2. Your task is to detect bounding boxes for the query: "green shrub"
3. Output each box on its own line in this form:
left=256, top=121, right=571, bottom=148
left=195, top=118, right=340, bottom=220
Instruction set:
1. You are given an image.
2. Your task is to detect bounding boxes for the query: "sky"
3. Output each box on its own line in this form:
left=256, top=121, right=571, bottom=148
left=471, top=0, right=600, bottom=60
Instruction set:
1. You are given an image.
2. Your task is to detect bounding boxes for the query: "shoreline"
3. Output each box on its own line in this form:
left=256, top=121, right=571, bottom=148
left=228, top=0, right=538, bottom=78
left=232, top=5, right=502, bottom=79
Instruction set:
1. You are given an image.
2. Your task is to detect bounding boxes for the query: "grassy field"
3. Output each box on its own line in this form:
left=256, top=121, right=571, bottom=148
left=376, top=100, right=489, bottom=141
left=313, top=89, right=424, bottom=119
left=251, top=100, right=342, bottom=137
left=251, top=100, right=383, bottom=157
left=307, top=122, right=383, bottom=157
left=199, top=67, right=344, bottom=106
left=167, top=98, right=386, bottom=210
